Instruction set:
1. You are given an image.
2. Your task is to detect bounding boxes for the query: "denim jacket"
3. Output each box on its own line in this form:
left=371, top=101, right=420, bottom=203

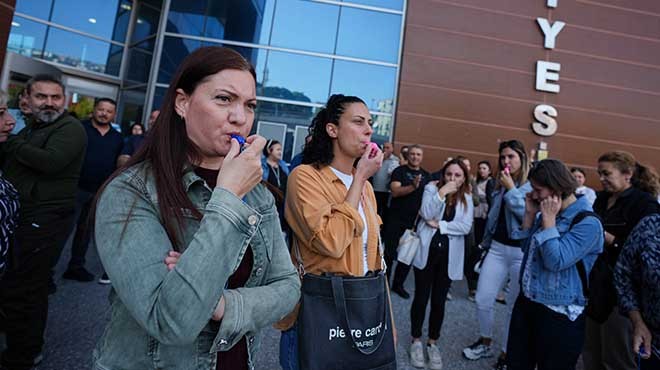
left=92, top=162, right=300, bottom=370
left=512, top=196, right=603, bottom=306
left=481, top=181, right=532, bottom=249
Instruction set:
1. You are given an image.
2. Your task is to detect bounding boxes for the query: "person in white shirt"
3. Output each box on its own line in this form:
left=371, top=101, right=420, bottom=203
left=571, top=167, right=597, bottom=205
left=409, top=158, right=474, bottom=369
left=371, top=142, right=399, bottom=220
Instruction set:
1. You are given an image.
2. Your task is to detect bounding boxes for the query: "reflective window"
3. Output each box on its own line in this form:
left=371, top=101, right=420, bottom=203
left=253, top=102, right=318, bottom=161
left=158, top=37, right=201, bottom=83
left=371, top=114, right=393, bottom=143
left=167, top=0, right=272, bottom=45
left=132, top=1, right=161, bottom=43
left=106, top=44, right=124, bottom=76
left=126, top=42, right=154, bottom=83
left=342, top=0, right=403, bottom=11
left=15, top=0, right=53, bottom=21
left=167, top=0, right=206, bottom=36
left=330, top=60, right=396, bottom=113
left=50, top=0, right=130, bottom=43
left=270, top=0, right=339, bottom=54
left=259, top=50, right=332, bottom=104
left=336, top=8, right=401, bottom=63
left=206, top=0, right=272, bottom=43
left=119, top=86, right=147, bottom=133
left=152, top=86, right=168, bottom=111
left=8, top=16, right=47, bottom=58
left=43, top=28, right=123, bottom=75
left=158, top=37, right=265, bottom=85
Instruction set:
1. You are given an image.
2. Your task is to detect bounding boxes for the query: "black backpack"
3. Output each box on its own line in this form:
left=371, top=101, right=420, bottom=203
left=571, top=211, right=615, bottom=324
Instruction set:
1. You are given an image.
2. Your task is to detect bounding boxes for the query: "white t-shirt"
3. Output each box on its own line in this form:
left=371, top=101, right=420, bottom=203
left=330, top=167, right=369, bottom=275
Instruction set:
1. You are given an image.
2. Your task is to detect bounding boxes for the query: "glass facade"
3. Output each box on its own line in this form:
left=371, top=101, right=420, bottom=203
left=9, top=0, right=132, bottom=75
left=8, top=0, right=405, bottom=159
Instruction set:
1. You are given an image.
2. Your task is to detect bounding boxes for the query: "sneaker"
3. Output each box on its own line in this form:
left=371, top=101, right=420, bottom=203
left=391, top=285, right=410, bottom=299
left=62, top=267, right=94, bottom=282
left=462, top=338, right=493, bottom=360
left=493, top=356, right=507, bottom=370
left=446, top=292, right=453, bottom=301
left=98, top=273, right=111, bottom=285
left=427, top=343, right=443, bottom=370
left=468, top=291, right=476, bottom=302
left=410, top=341, right=425, bottom=368
left=496, top=291, right=506, bottom=305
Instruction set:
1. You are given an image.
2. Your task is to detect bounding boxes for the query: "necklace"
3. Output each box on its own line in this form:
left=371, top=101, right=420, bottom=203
left=271, top=165, right=281, bottom=188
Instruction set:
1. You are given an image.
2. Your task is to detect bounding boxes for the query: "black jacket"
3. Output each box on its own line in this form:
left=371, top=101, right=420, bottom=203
left=1, top=112, right=87, bottom=221
left=593, top=187, right=659, bottom=265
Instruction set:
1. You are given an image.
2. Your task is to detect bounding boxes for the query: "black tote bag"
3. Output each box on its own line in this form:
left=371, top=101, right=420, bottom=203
left=297, top=271, right=396, bottom=370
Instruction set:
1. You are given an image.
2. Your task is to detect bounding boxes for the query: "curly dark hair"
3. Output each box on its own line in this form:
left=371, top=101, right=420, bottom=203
left=302, top=94, right=366, bottom=167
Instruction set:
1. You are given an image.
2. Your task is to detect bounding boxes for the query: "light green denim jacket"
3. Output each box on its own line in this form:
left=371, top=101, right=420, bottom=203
left=92, top=162, right=300, bottom=370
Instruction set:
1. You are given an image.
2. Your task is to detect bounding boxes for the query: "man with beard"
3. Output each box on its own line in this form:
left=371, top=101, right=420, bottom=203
left=0, top=74, right=86, bottom=370
left=62, top=98, right=122, bottom=284
left=384, top=144, right=429, bottom=298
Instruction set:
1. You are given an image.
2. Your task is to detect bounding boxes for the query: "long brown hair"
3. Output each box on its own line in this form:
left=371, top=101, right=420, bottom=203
left=495, top=140, right=529, bottom=189
left=598, top=150, right=660, bottom=198
left=92, top=47, right=256, bottom=248
left=437, top=158, right=471, bottom=209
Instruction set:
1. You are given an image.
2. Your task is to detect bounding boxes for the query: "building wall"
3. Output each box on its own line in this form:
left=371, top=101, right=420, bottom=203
left=395, top=0, right=660, bottom=185
left=0, top=0, right=16, bottom=70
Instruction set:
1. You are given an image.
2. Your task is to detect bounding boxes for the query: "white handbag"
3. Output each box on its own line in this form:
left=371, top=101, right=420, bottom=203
left=396, top=216, right=421, bottom=265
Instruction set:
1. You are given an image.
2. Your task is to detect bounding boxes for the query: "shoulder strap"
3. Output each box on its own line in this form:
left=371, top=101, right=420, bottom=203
left=361, top=190, right=386, bottom=272
left=571, top=211, right=602, bottom=297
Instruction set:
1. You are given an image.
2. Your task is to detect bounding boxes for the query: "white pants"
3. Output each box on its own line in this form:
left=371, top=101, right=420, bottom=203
left=475, top=240, right=523, bottom=352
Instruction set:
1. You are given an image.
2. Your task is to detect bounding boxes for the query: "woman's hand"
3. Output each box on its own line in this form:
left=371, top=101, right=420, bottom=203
left=540, top=195, right=561, bottom=229
left=216, top=135, right=267, bottom=198
left=438, top=181, right=458, bottom=198
left=499, top=170, right=515, bottom=190
left=355, top=144, right=383, bottom=181
left=604, top=231, right=616, bottom=246
left=164, top=251, right=227, bottom=321
left=525, top=192, right=540, bottom=215
left=522, top=192, right=539, bottom=229
left=212, top=296, right=226, bottom=321
left=631, top=311, right=652, bottom=359
left=425, top=219, right=439, bottom=229
left=164, top=251, right=181, bottom=271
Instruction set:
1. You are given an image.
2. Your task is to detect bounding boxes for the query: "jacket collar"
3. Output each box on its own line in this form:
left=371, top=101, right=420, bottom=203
left=182, top=164, right=206, bottom=192
left=319, top=164, right=352, bottom=184
left=557, top=195, right=591, bottom=223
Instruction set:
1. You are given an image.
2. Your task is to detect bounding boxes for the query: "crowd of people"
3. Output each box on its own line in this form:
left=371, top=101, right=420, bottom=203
left=0, top=46, right=658, bottom=370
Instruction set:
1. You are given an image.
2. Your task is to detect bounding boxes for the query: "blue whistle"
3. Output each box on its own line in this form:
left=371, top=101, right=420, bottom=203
left=230, top=134, right=246, bottom=147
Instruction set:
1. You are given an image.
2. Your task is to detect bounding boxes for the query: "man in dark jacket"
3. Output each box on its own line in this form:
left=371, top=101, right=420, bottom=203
left=62, top=97, right=123, bottom=284
left=0, top=74, right=87, bottom=370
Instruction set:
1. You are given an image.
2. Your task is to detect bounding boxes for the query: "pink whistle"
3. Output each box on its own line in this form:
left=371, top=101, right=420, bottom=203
left=368, top=142, right=379, bottom=159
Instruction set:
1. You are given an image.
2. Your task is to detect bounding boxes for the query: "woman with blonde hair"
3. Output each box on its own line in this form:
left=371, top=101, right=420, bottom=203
left=463, top=140, right=532, bottom=370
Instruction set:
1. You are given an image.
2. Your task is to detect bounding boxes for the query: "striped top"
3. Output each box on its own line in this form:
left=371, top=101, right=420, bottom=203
left=0, top=173, right=19, bottom=276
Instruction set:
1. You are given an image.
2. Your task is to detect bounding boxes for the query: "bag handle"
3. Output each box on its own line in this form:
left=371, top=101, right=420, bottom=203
left=330, top=275, right=390, bottom=355
left=361, top=191, right=386, bottom=272
left=292, top=237, right=305, bottom=278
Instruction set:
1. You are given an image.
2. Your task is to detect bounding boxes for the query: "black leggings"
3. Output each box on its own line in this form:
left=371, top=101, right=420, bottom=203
left=410, top=245, right=452, bottom=340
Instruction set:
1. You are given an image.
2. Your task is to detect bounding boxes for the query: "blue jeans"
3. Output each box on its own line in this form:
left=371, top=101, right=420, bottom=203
left=279, top=324, right=299, bottom=370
